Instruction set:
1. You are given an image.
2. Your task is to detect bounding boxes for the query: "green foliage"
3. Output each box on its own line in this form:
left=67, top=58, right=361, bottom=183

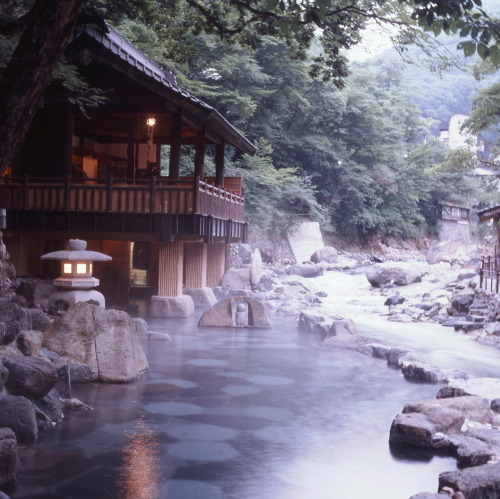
left=3, top=0, right=498, bottom=240
left=434, top=147, right=480, bottom=173
left=226, top=139, right=328, bottom=235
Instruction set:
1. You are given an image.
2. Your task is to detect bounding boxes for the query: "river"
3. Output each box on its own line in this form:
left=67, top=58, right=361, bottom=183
left=10, top=269, right=500, bottom=499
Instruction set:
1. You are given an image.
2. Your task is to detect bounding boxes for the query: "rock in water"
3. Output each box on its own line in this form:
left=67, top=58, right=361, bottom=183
left=439, top=462, right=500, bottom=497
left=43, top=302, right=148, bottom=382
left=389, top=412, right=436, bottom=448
left=0, top=427, right=18, bottom=487
left=0, top=395, right=38, bottom=442
left=287, top=263, right=323, bottom=278
left=365, top=263, right=427, bottom=287
left=310, top=246, right=338, bottom=264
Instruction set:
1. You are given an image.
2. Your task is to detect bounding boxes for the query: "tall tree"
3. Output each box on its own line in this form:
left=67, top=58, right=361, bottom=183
left=0, top=0, right=84, bottom=173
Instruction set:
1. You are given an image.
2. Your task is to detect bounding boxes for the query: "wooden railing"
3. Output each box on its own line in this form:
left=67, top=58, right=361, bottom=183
left=0, top=175, right=245, bottom=222
left=479, top=246, right=500, bottom=293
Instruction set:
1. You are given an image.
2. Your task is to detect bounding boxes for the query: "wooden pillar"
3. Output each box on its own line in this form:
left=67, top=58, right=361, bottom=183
left=494, top=216, right=500, bottom=247
left=215, top=140, right=225, bottom=188
left=64, top=104, right=73, bottom=177
left=158, top=241, right=184, bottom=296
left=169, top=110, right=182, bottom=181
left=206, top=242, right=226, bottom=287
left=155, top=139, right=162, bottom=175
left=184, top=242, right=207, bottom=288
left=127, top=121, right=135, bottom=179
left=194, top=129, right=205, bottom=180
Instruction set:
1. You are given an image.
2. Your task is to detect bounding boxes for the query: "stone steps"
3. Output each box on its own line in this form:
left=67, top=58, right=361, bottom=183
left=468, top=307, right=488, bottom=316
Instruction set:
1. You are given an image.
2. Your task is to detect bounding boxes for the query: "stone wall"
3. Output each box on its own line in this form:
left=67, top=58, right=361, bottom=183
left=439, top=220, right=473, bottom=245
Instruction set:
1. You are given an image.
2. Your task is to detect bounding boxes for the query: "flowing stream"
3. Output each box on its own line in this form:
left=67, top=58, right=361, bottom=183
left=11, top=269, right=500, bottom=499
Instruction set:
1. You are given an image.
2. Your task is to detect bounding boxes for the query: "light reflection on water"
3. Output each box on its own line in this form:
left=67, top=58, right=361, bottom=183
left=120, top=416, right=164, bottom=499
left=11, top=270, right=500, bottom=499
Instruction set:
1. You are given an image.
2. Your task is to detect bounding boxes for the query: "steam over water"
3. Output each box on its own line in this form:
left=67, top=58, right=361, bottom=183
left=11, top=270, right=500, bottom=498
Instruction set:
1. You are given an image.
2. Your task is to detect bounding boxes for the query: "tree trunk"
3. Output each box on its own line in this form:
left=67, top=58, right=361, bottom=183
left=0, top=0, right=85, bottom=175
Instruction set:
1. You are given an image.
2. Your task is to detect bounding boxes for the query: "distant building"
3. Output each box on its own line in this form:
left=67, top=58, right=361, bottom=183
left=439, top=201, right=472, bottom=244
left=438, top=114, right=483, bottom=154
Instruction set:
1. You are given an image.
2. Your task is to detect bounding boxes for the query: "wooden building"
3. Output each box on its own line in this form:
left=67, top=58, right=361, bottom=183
left=1, top=23, right=257, bottom=316
left=477, top=204, right=500, bottom=292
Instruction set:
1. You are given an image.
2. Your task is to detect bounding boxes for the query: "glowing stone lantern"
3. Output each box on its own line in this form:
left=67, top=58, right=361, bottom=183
left=41, top=239, right=112, bottom=308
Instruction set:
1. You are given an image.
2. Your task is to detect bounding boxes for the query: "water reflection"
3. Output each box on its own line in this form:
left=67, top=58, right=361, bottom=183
left=119, top=415, right=164, bottom=499
left=11, top=293, right=500, bottom=499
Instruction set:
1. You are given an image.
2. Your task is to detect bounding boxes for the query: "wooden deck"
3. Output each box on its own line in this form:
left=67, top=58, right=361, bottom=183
left=0, top=176, right=245, bottom=222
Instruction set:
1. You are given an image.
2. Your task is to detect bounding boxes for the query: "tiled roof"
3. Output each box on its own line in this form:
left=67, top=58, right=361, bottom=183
left=76, top=23, right=257, bottom=154
left=478, top=204, right=500, bottom=222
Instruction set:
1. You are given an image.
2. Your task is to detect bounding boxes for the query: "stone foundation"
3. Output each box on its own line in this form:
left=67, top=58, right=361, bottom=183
left=149, top=295, right=194, bottom=318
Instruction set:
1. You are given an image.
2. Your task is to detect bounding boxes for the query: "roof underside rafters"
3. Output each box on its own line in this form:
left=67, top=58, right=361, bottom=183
left=69, top=24, right=257, bottom=155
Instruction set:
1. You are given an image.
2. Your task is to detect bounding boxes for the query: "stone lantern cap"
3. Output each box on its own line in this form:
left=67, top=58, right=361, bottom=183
left=41, top=239, right=112, bottom=261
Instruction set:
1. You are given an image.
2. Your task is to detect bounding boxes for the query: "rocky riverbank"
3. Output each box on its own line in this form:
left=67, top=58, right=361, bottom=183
left=0, top=235, right=497, bottom=498
left=226, top=240, right=500, bottom=498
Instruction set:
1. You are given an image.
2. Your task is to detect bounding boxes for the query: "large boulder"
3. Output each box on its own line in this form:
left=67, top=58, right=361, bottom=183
left=0, top=300, right=30, bottom=346
left=439, top=463, right=500, bottom=497
left=401, top=361, right=444, bottom=384
left=402, top=396, right=492, bottom=433
left=149, top=295, right=194, bottom=318
left=327, top=319, right=358, bottom=338
left=0, top=427, right=17, bottom=487
left=287, top=263, right=323, bottom=278
left=448, top=434, right=495, bottom=468
left=3, top=355, right=58, bottom=400
left=0, top=395, right=38, bottom=442
left=250, top=249, right=264, bottom=287
left=310, top=246, right=338, bottom=264
left=298, top=311, right=334, bottom=338
left=42, top=302, right=148, bottom=382
left=365, top=263, right=427, bottom=287
left=389, top=412, right=436, bottom=449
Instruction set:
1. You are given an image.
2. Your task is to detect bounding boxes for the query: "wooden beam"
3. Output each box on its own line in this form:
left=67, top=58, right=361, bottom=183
left=127, top=121, right=135, bottom=179
left=169, top=110, right=182, bottom=181
left=64, top=104, right=73, bottom=176
left=215, top=140, right=225, bottom=188
left=194, top=128, right=205, bottom=180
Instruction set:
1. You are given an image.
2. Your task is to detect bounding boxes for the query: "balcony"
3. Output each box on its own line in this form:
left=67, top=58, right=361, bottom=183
left=1, top=175, right=247, bottom=243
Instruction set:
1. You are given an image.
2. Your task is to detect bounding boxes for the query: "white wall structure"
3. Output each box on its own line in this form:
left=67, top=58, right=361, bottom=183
left=287, top=221, right=324, bottom=263
left=438, top=114, right=483, bottom=154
